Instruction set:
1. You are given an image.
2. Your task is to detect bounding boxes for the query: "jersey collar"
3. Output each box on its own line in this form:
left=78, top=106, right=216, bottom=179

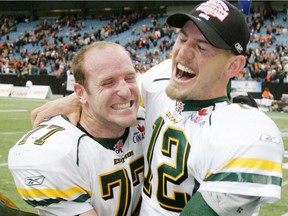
left=77, top=123, right=130, bottom=151
left=181, top=96, right=229, bottom=112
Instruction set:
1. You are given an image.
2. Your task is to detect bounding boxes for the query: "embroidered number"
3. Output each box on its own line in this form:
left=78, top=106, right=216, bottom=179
left=143, top=116, right=164, bottom=196
left=100, top=156, right=144, bottom=216
left=18, top=125, right=65, bottom=145
left=143, top=116, right=191, bottom=212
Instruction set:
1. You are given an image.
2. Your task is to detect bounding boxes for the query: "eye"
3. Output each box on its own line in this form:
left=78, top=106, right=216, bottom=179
left=179, top=36, right=187, bottom=43
left=178, top=32, right=187, bottom=43
left=180, top=38, right=187, bottom=43
left=125, top=74, right=136, bottom=82
left=197, top=42, right=210, bottom=52
left=102, top=79, right=114, bottom=86
left=198, top=45, right=207, bottom=51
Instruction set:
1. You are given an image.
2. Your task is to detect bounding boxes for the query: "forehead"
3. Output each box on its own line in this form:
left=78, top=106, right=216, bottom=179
left=181, top=21, right=206, bottom=39
left=84, top=46, right=135, bottom=77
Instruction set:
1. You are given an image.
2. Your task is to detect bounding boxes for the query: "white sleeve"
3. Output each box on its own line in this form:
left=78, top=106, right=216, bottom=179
left=201, top=191, right=261, bottom=216
left=8, top=118, right=93, bottom=215
left=200, top=106, right=284, bottom=201
left=9, top=149, right=93, bottom=216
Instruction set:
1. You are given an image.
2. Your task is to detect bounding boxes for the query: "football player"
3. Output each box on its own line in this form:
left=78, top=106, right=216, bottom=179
left=9, top=42, right=145, bottom=216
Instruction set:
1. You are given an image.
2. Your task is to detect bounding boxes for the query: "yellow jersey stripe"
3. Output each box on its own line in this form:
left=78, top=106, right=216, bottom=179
left=220, top=158, right=282, bottom=172
left=17, top=186, right=92, bottom=199
left=205, top=158, right=282, bottom=178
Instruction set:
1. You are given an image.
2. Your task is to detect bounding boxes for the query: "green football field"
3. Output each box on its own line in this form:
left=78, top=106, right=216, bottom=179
left=0, top=97, right=287, bottom=215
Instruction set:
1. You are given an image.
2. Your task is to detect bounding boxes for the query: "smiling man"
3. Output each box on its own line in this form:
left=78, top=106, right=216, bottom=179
left=138, top=0, right=284, bottom=215
left=9, top=41, right=145, bottom=216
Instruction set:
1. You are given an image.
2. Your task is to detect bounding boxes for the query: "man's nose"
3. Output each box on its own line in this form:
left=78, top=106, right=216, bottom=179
left=116, top=81, right=131, bottom=98
left=179, top=42, right=196, bottom=59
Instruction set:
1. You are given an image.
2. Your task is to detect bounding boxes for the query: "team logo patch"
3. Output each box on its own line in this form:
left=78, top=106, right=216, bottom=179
left=25, top=175, right=45, bottom=186
left=137, top=124, right=145, bottom=133
left=190, top=108, right=208, bottom=127
left=114, top=151, right=134, bottom=165
left=198, top=108, right=208, bottom=116
left=133, top=124, right=145, bottom=143
left=175, top=101, right=184, bottom=114
left=114, top=139, right=124, bottom=154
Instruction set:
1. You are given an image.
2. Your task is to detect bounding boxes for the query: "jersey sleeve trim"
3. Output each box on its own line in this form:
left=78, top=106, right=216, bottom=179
left=204, top=157, right=282, bottom=187
left=205, top=172, right=281, bottom=186
left=17, top=186, right=91, bottom=207
left=25, top=193, right=90, bottom=207
left=217, top=158, right=282, bottom=173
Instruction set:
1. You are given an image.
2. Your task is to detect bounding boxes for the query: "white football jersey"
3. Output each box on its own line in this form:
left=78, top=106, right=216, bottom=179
left=8, top=109, right=145, bottom=216
left=138, top=60, right=284, bottom=216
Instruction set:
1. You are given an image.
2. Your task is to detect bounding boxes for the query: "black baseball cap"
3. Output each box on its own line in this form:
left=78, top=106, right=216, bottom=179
left=167, top=0, right=250, bottom=55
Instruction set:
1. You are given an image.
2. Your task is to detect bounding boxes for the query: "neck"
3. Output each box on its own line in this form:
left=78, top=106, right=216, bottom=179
left=79, top=118, right=126, bottom=138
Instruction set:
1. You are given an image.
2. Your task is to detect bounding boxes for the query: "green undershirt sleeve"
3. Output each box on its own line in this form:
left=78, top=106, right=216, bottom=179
left=180, top=192, right=218, bottom=216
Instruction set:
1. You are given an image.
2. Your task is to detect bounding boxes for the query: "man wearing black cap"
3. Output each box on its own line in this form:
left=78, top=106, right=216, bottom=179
left=30, top=0, right=284, bottom=215
left=138, top=0, right=283, bottom=215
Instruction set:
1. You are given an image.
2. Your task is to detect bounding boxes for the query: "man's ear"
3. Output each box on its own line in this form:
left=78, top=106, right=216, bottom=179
left=225, top=55, right=246, bottom=78
left=74, top=83, right=86, bottom=102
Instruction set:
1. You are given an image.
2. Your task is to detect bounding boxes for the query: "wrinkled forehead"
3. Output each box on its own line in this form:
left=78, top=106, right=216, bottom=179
left=85, top=46, right=134, bottom=70
left=84, top=47, right=136, bottom=78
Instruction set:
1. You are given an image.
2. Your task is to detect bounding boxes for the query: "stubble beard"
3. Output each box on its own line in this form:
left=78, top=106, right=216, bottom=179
left=165, top=83, right=186, bottom=101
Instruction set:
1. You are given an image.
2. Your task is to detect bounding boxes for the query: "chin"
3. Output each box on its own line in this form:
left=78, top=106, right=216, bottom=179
left=166, top=85, right=183, bottom=101
left=121, top=112, right=137, bottom=122
left=120, top=118, right=137, bottom=128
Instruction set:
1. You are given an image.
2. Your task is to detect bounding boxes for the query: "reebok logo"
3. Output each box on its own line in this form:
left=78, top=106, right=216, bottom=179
left=25, top=175, right=45, bottom=186
left=260, top=134, right=280, bottom=144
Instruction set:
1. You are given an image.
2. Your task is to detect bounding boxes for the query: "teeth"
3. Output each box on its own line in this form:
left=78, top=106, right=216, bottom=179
left=112, top=102, right=131, bottom=110
left=177, top=63, right=195, bottom=74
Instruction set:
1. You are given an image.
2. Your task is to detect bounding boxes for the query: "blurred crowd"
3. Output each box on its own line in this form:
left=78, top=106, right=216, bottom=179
left=0, top=5, right=287, bottom=83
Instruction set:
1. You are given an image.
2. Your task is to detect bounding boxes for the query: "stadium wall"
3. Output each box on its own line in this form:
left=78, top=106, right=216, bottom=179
left=0, top=74, right=287, bottom=99
left=0, top=74, right=66, bottom=95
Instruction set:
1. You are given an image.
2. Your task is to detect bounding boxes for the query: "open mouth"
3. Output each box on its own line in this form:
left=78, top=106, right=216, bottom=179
left=176, top=63, right=196, bottom=80
left=112, top=100, right=134, bottom=110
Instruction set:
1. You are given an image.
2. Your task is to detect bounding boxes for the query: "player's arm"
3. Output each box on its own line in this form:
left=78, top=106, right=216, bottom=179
left=180, top=191, right=260, bottom=216
left=180, top=192, right=218, bottom=216
left=79, top=209, right=98, bottom=216
left=31, top=94, right=81, bottom=127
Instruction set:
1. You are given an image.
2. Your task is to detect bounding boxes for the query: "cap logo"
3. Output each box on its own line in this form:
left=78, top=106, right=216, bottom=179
left=196, top=0, right=229, bottom=22
left=234, top=43, right=243, bottom=54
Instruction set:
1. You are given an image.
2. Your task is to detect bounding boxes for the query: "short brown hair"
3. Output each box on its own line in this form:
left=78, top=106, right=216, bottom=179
left=72, top=41, right=128, bottom=90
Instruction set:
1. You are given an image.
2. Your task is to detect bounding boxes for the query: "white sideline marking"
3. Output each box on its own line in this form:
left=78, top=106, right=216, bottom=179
left=0, top=163, right=7, bottom=167
left=283, top=163, right=288, bottom=170
left=282, top=130, right=288, bottom=137
left=0, top=109, right=28, bottom=112
left=283, top=181, right=288, bottom=186
left=282, top=213, right=288, bottom=216
left=0, top=132, right=26, bottom=135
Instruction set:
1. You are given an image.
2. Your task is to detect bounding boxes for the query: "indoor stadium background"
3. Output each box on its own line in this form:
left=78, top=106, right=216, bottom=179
left=0, top=1, right=287, bottom=215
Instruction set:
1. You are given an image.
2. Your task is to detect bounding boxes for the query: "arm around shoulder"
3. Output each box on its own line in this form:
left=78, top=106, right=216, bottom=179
left=80, top=209, right=98, bottom=216
left=31, top=94, right=81, bottom=127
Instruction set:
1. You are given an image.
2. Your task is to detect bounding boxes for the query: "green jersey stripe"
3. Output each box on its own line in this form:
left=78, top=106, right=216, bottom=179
left=24, top=193, right=90, bottom=207
left=205, top=172, right=282, bottom=186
